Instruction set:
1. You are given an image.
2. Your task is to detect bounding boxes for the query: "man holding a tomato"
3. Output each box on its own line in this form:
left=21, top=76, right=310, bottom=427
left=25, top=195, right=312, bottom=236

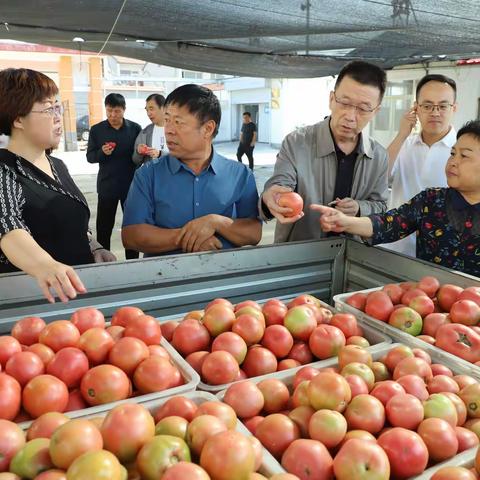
left=260, top=61, right=389, bottom=243
left=121, top=84, right=262, bottom=255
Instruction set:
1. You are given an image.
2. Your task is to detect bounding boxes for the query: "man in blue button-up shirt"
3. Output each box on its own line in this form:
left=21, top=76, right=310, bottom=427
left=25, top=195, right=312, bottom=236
left=121, top=84, right=261, bottom=256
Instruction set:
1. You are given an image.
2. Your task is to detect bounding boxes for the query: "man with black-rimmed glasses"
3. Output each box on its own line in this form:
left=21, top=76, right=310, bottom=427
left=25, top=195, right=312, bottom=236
left=385, top=74, right=457, bottom=257
left=260, top=61, right=389, bottom=243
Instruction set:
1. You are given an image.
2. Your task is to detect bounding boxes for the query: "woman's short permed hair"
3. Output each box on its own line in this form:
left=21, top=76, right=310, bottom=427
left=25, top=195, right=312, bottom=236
left=0, top=68, right=59, bottom=135
left=457, top=120, right=480, bottom=142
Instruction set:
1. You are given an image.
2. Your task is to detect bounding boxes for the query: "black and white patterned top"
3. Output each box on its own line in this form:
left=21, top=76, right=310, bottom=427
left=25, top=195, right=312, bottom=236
left=0, top=149, right=93, bottom=273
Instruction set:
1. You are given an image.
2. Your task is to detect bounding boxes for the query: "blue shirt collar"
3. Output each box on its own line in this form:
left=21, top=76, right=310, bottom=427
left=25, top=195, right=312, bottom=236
left=449, top=188, right=480, bottom=212
left=167, top=148, right=220, bottom=176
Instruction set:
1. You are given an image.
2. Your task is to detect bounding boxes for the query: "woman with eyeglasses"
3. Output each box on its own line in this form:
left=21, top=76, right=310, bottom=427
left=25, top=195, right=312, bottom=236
left=0, top=68, right=115, bottom=303
left=132, top=93, right=168, bottom=166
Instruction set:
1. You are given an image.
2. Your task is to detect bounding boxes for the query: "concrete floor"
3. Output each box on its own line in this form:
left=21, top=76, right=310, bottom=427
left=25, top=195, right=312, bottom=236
left=63, top=142, right=279, bottom=260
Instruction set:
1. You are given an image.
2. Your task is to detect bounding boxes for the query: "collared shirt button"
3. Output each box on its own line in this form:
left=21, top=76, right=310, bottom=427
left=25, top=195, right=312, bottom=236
left=195, top=202, right=199, bottom=206
left=195, top=177, right=199, bottom=182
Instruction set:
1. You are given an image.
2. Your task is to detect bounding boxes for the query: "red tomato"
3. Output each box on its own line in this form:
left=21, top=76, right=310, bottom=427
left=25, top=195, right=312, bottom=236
left=255, top=413, right=300, bottom=459
left=262, top=302, right=288, bottom=326
left=194, top=401, right=237, bottom=430
left=108, top=336, right=150, bottom=375
left=344, top=375, right=369, bottom=397
left=205, top=298, right=234, bottom=311
left=334, top=438, right=390, bottom=480
left=242, top=347, right=278, bottom=378
left=105, top=325, right=125, bottom=341
left=309, top=324, right=346, bottom=359
left=0, top=419, right=25, bottom=471
left=202, top=305, right=236, bottom=337
left=422, top=313, right=450, bottom=337
left=50, top=418, right=104, bottom=469
left=257, top=378, right=290, bottom=414
left=417, top=276, right=441, bottom=297
left=27, top=412, right=69, bottom=440
left=0, top=336, right=22, bottom=367
left=437, top=284, right=464, bottom=311
left=378, top=428, right=428, bottom=478
left=111, top=306, right=144, bottom=327
left=443, top=391, right=467, bottom=426
left=101, top=403, right=155, bottom=463
left=432, top=467, right=478, bottom=480
left=365, top=291, right=394, bottom=322
left=185, top=351, right=209, bottom=374
left=148, top=344, right=170, bottom=359
left=277, top=192, right=303, bottom=217
left=455, top=426, right=479, bottom=452
left=293, top=366, right=320, bottom=389
left=201, top=351, right=240, bottom=385
left=187, top=414, right=227, bottom=456
left=417, top=417, right=458, bottom=462
left=393, top=357, right=433, bottom=382
left=370, top=380, right=406, bottom=406
left=428, top=374, right=459, bottom=394
left=396, top=374, right=429, bottom=401
left=27, top=343, right=55, bottom=367
left=436, top=323, right=480, bottom=363
left=38, top=321, right=80, bottom=352
left=0, top=373, right=21, bottom=420
left=153, top=396, right=198, bottom=423
left=159, top=320, right=178, bottom=342
left=12, top=317, right=46, bottom=346
left=344, top=394, right=385, bottom=434
left=223, top=380, right=264, bottom=418
left=409, top=295, right=435, bottom=318
left=234, top=300, right=261, bottom=312
left=64, top=389, right=88, bottom=412
left=123, top=315, right=162, bottom=346
left=346, top=292, right=368, bottom=311
left=386, top=393, right=424, bottom=429
left=80, top=365, right=131, bottom=406
left=288, top=342, right=314, bottom=365
left=330, top=313, right=358, bottom=338
left=309, top=409, right=347, bottom=448
left=450, top=300, right=480, bottom=326
left=459, top=287, right=480, bottom=307
left=5, top=351, right=45, bottom=386
left=46, top=347, right=89, bottom=388
left=278, top=359, right=301, bottom=370
left=337, top=344, right=372, bottom=370
left=281, top=439, right=333, bottom=480
left=162, top=462, right=210, bottom=480
left=307, top=372, right=351, bottom=412
left=172, top=319, right=211, bottom=356
left=133, top=356, right=180, bottom=393
left=77, top=327, right=114, bottom=365
left=260, top=325, right=293, bottom=359
left=22, top=374, right=69, bottom=418
left=383, top=344, right=414, bottom=372
left=200, top=430, right=256, bottom=480
left=70, top=307, right=105, bottom=333
left=212, top=332, right=248, bottom=364
left=231, top=314, right=264, bottom=346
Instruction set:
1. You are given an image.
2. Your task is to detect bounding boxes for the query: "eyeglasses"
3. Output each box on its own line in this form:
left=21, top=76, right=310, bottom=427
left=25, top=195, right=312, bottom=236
left=333, top=94, right=378, bottom=115
left=30, top=104, right=64, bottom=117
left=417, top=103, right=454, bottom=113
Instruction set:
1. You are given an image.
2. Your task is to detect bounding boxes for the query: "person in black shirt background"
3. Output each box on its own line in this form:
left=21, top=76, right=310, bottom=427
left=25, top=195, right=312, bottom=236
left=87, top=93, right=141, bottom=259
left=236, top=111, right=257, bottom=170
left=0, top=68, right=115, bottom=303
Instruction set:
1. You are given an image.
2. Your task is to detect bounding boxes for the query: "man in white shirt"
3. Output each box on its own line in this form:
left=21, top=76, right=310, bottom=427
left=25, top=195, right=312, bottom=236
left=383, top=74, right=457, bottom=257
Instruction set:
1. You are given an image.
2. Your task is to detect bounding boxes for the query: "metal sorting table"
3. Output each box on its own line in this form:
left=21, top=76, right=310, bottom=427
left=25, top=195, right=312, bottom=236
left=2, top=238, right=479, bottom=331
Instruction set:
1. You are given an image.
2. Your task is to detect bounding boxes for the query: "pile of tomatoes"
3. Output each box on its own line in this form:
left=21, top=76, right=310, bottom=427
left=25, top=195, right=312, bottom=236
left=0, top=395, right=297, bottom=480
left=221, top=343, right=480, bottom=479
left=161, top=295, right=374, bottom=387
left=346, top=276, right=480, bottom=365
left=0, top=306, right=184, bottom=423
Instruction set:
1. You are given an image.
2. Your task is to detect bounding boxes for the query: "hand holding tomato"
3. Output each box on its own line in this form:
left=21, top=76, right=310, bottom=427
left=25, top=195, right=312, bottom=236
left=102, top=142, right=116, bottom=155
left=262, top=185, right=304, bottom=224
left=176, top=215, right=220, bottom=252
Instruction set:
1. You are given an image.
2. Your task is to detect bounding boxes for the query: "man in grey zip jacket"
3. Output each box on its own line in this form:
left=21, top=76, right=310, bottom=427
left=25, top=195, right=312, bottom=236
left=132, top=123, right=155, bottom=166
left=260, top=61, right=389, bottom=243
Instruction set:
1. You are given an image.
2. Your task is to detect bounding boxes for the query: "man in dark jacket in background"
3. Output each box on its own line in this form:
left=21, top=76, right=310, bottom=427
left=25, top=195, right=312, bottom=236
left=87, top=93, right=141, bottom=259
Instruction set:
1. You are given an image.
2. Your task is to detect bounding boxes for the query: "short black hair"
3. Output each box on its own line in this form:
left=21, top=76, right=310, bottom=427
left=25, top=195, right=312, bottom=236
left=416, top=74, right=457, bottom=101
left=146, top=93, right=166, bottom=108
left=335, top=61, right=387, bottom=101
left=243, top=112, right=251, bottom=117
left=105, top=93, right=126, bottom=109
left=165, top=84, right=221, bottom=137
left=457, top=120, right=480, bottom=143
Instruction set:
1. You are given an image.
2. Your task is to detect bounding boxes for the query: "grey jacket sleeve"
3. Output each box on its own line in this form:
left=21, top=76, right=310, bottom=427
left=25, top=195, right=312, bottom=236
left=356, top=147, right=389, bottom=216
left=132, top=129, right=149, bottom=166
left=259, top=132, right=299, bottom=221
